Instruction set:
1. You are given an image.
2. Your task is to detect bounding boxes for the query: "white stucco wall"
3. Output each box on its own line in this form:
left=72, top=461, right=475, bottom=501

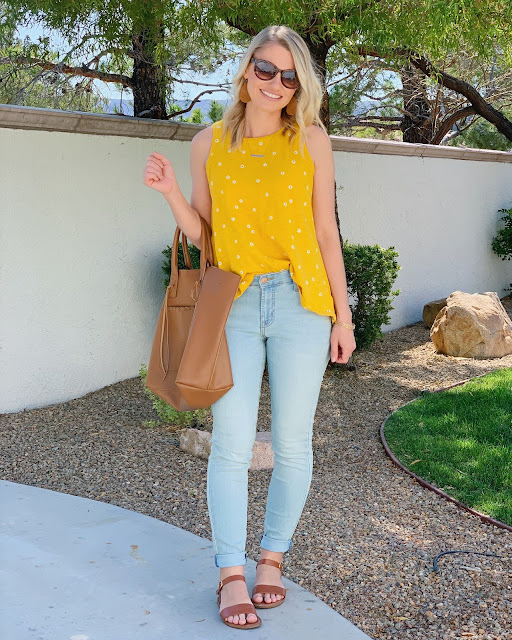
left=333, top=148, right=512, bottom=327
left=1, top=105, right=511, bottom=413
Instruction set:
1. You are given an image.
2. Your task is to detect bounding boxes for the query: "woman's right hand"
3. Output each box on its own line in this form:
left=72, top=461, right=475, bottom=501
left=143, top=151, right=178, bottom=196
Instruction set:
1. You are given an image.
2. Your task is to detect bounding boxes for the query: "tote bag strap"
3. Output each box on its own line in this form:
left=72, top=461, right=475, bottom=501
left=168, top=219, right=199, bottom=298
left=198, top=215, right=214, bottom=281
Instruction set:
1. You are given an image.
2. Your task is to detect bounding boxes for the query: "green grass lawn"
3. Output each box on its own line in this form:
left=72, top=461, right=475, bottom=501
left=383, top=367, right=512, bottom=526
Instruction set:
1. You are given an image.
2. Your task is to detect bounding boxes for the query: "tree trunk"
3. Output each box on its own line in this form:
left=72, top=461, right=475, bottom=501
left=131, top=24, right=168, bottom=119
left=308, top=41, right=344, bottom=250
left=401, top=63, right=435, bottom=144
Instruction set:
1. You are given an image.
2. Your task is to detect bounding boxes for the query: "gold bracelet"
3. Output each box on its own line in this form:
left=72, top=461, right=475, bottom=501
left=333, top=320, right=355, bottom=330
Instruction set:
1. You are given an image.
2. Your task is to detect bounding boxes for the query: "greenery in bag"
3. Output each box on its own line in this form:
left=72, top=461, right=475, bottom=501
left=491, top=206, right=512, bottom=293
left=161, top=241, right=201, bottom=290
left=138, top=363, right=209, bottom=429
left=341, top=242, right=401, bottom=351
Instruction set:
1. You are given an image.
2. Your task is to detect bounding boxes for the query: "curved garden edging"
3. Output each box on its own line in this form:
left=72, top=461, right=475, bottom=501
left=380, top=371, right=512, bottom=533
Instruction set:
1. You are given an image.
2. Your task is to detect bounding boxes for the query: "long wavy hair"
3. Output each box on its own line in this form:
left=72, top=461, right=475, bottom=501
left=220, top=25, right=327, bottom=156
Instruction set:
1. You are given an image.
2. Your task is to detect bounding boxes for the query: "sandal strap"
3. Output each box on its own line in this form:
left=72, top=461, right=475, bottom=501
left=220, top=602, right=258, bottom=619
left=256, top=558, right=283, bottom=571
left=251, top=583, right=286, bottom=597
left=216, top=573, right=246, bottom=595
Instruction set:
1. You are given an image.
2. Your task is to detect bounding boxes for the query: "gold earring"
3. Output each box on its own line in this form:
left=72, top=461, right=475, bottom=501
left=285, top=95, right=297, bottom=116
left=240, top=79, right=251, bottom=103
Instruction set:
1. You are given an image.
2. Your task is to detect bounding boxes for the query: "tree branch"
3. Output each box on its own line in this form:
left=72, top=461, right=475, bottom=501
left=85, top=48, right=131, bottom=68
left=431, top=105, right=477, bottom=144
left=0, top=55, right=133, bottom=87
left=167, top=74, right=231, bottom=89
left=358, top=45, right=512, bottom=141
left=166, top=87, right=229, bottom=119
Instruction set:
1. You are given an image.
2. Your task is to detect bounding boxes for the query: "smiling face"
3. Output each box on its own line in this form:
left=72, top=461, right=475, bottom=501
left=242, top=42, right=297, bottom=114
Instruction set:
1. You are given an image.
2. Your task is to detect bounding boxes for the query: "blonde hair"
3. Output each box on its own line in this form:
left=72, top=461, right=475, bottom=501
left=220, top=25, right=327, bottom=156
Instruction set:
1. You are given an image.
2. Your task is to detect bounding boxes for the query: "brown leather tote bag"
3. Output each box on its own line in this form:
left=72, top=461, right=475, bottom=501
left=145, top=215, right=241, bottom=411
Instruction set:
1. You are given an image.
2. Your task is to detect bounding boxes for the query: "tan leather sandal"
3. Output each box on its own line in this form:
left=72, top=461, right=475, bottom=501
left=251, top=558, right=287, bottom=609
left=216, top=574, right=262, bottom=629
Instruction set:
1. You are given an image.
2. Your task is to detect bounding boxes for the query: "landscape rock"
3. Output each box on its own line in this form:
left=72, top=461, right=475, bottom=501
left=423, top=297, right=448, bottom=328
left=179, top=428, right=274, bottom=470
left=430, top=290, right=512, bottom=358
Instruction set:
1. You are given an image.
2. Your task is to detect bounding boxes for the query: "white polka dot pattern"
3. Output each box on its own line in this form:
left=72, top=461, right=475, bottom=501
left=205, top=120, right=336, bottom=322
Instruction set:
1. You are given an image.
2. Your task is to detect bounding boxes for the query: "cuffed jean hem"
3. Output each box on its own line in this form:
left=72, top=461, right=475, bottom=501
left=215, top=551, right=248, bottom=568
left=260, top=534, right=292, bottom=553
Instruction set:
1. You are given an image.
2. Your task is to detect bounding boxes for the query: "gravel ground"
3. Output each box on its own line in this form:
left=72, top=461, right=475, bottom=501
left=2, top=297, right=512, bottom=640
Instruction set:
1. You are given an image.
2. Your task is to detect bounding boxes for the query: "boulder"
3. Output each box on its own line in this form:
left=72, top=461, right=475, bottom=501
left=179, top=428, right=274, bottom=470
left=430, top=291, right=512, bottom=358
left=423, top=297, right=448, bottom=328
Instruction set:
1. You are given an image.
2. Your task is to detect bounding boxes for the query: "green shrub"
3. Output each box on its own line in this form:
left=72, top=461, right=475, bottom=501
left=491, top=206, right=512, bottom=294
left=161, top=240, right=201, bottom=290
left=138, top=363, right=209, bottom=429
left=342, top=241, right=401, bottom=351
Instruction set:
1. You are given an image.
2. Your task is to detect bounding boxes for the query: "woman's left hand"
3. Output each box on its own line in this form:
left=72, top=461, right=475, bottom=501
left=330, top=325, right=356, bottom=364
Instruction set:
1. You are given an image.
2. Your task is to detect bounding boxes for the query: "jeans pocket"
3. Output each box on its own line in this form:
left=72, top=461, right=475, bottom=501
left=292, top=280, right=300, bottom=293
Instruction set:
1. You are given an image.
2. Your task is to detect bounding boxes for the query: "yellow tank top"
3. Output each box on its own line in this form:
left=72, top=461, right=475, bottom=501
left=206, top=119, right=336, bottom=323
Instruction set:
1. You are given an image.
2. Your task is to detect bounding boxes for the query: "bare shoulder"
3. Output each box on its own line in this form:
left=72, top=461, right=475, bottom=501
left=304, top=124, right=332, bottom=171
left=305, top=124, right=331, bottom=153
left=192, top=123, right=214, bottom=144
left=190, top=125, right=213, bottom=163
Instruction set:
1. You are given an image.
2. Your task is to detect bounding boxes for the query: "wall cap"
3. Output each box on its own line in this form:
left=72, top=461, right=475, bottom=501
left=1, top=104, right=511, bottom=163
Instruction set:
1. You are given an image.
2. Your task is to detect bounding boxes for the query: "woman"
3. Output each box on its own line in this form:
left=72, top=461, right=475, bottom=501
left=144, top=24, right=356, bottom=630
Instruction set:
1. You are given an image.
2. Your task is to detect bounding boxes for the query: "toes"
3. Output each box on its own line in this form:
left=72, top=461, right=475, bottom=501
left=263, top=592, right=282, bottom=603
left=225, top=614, right=254, bottom=626
left=226, top=614, right=244, bottom=625
left=253, top=590, right=283, bottom=605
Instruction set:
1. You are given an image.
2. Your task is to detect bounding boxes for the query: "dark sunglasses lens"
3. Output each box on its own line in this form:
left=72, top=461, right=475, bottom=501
left=254, top=60, right=275, bottom=80
left=282, top=71, right=298, bottom=88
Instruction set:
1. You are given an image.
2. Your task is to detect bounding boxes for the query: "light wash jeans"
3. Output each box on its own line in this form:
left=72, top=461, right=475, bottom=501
left=207, top=268, right=332, bottom=568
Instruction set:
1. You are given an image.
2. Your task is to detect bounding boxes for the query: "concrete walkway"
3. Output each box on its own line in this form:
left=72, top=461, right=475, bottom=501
left=0, top=479, right=372, bottom=640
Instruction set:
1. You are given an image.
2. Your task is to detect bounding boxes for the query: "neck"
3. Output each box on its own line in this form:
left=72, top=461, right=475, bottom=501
left=243, top=103, right=283, bottom=137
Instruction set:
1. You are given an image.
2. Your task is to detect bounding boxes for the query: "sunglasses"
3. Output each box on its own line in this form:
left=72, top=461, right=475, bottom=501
left=250, top=57, right=299, bottom=90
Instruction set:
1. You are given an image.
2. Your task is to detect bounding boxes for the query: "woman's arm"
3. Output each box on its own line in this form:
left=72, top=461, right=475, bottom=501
left=306, top=125, right=353, bottom=323
left=162, top=125, right=213, bottom=250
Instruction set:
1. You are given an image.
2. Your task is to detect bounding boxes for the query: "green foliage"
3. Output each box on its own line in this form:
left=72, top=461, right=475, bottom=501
left=208, top=99, right=225, bottom=122
left=491, top=206, right=512, bottom=293
left=161, top=240, right=201, bottom=290
left=449, top=115, right=512, bottom=152
left=342, top=242, right=401, bottom=350
left=168, top=99, right=220, bottom=123
left=0, top=0, right=230, bottom=114
left=328, top=70, right=403, bottom=141
left=138, top=363, right=209, bottom=428
left=194, top=0, right=512, bottom=69
left=0, top=34, right=109, bottom=111
left=182, top=107, right=206, bottom=123
left=492, top=207, right=512, bottom=261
